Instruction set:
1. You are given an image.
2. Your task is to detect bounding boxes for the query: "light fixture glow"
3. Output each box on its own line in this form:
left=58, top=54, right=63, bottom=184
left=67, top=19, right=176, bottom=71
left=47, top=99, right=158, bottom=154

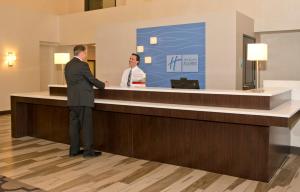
left=145, top=56, right=152, bottom=64
left=6, top=52, right=16, bottom=67
left=150, top=37, right=158, bottom=45
left=137, top=46, right=144, bottom=53
left=247, top=43, right=269, bottom=91
left=54, top=53, right=70, bottom=85
left=54, top=53, right=70, bottom=65
left=247, top=43, right=268, bottom=61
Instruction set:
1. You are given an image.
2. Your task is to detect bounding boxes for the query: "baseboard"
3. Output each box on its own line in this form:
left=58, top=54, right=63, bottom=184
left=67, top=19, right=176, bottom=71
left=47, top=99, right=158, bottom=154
left=281, top=145, right=291, bottom=154
left=290, top=146, right=300, bottom=155
left=0, top=110, right=11, bottom=115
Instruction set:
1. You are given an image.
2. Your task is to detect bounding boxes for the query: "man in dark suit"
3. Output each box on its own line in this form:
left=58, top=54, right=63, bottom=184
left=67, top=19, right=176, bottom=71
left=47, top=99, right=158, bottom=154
left=65, top=45, right=106, bottom=158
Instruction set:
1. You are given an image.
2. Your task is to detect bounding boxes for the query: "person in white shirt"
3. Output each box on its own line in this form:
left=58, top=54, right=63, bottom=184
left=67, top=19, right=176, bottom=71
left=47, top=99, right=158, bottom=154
left=120, top=53, right=146, bottom=87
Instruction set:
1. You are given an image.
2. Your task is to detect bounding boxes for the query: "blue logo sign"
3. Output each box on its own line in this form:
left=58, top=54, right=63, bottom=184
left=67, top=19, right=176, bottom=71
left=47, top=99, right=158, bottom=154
left=167, top=55, right=182, bottom=72
left=166, top=55, right=198, bottom=73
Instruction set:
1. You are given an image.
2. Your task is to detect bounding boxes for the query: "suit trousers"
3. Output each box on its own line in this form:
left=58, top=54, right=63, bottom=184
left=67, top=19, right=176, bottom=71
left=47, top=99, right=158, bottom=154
left=69, top=106, right=93, bottom=154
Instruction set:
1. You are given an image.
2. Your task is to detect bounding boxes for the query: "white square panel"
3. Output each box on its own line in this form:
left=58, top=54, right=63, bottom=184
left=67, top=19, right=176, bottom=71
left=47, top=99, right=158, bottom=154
left=137, top=46, right=144, bottom=53
left=150, top=37, right=158, bottom=45
left=145, top=56, right=152, bottom=64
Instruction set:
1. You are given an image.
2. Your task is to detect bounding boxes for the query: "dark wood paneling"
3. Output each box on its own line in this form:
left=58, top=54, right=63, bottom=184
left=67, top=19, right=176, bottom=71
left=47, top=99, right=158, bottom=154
left=268, top=126, right=291, bottom=179
left=25, top=105, right=133, bottom=157
left=0, top=110, right=11, bottom=115
left=49, top=87, right=291, bottom=110
left=132, top=116, right=272, bottom=181
left=132, top=115, right=170, bottom=163
left=28, top=105, right=67, bottom=143
left=93, top=111, right=133, bottom=157
left=11, top=96, right=297, bottom=128
left=95, top=103, right=291, bottom=128
left=11, top=95, right=295, bottom=182
left=10, top=96, right=17, bottom=137
left=52, top=107, right=69, bottom=143
left=29, top=105, right=70, bottom=144
left=288, top=111, right=300, bottom=128
left=230, top=124, right=269, bottom=181
left=11, top=96, right=29, bottom=138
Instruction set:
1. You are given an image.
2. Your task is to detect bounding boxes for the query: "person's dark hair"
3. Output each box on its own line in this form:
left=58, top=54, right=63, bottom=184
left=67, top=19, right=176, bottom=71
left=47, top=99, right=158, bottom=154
left=132, top=53, right=140, bottom=64
left=74, top=45, right=86, bottom=56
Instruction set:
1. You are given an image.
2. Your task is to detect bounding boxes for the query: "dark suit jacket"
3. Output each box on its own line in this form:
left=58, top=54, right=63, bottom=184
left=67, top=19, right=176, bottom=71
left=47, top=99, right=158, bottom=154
left=64, top=57, right=105, bottom=107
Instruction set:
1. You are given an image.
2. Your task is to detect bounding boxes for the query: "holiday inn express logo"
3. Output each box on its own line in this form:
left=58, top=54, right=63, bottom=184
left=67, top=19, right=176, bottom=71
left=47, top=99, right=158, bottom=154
left=167, top=55, right=182, bottom=72
left=167, top=55, right=199, bottom=73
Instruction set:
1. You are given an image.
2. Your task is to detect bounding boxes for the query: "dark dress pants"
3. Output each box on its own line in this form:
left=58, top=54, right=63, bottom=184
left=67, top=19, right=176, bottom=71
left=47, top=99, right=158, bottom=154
left=69, top=106, right=93, bottom=155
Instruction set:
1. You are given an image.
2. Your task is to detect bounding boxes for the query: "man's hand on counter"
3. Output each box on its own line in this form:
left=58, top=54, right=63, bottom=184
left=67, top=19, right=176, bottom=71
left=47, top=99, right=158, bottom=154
left=105, top=81, right=109, bottom=88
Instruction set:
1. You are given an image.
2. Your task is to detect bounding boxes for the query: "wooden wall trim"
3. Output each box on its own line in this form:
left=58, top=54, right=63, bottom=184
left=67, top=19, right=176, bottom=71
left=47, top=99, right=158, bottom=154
left=0, top=110, right=11, bottom=115
left=11, top=96, right=295, bottom=128
left=49, top=87, right=291, bottom=110
left=288, top=111, right=300, bottom=128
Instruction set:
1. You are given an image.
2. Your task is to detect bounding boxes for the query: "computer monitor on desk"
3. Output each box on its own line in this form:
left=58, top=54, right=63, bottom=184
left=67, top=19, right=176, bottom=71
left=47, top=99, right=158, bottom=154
left=171, top=78, right=200, bottom=89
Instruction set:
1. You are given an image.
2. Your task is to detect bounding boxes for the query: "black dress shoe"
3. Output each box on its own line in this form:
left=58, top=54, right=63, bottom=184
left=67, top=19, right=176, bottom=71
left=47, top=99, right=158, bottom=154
left=69, top=150, right=84, bottom=157
left=83, top=151, right=102, bottom=158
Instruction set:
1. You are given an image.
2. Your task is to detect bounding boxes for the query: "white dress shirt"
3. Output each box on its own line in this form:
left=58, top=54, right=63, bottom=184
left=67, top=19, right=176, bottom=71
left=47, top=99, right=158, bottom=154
left=74, top=56, right=83, bottom=61
left=120, top=66, right=146, bottom=87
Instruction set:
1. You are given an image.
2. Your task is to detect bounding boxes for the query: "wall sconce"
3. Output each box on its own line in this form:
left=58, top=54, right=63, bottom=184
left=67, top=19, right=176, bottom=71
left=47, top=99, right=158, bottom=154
left=150, top=37, right=158, bottom=45
left=145, top=56, right=152, bottom=64
left=6, top=52, right=16, bottom=67
left=137, top=46, right=144, bottom=53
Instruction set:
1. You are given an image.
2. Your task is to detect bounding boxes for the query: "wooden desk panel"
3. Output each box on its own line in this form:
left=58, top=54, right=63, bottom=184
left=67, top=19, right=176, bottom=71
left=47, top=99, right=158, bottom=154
left=11, top=95, right=292, bottom=182
left=49, top=87, right=291, bottom=110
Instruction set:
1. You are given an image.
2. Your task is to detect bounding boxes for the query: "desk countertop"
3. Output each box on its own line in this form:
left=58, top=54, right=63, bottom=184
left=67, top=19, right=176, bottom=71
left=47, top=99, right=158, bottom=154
left=11, top=91, right=300, bottom=118
left=48, top=84, right=291, bottom=97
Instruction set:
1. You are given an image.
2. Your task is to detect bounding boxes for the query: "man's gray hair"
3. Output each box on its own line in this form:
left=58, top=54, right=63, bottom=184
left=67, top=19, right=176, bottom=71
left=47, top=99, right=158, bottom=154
left=73, top=45, right=86, bottom=56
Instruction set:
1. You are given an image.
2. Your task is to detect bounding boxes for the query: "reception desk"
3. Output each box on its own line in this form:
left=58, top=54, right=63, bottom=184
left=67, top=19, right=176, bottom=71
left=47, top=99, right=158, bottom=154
left=11, top=85, right=300, bottom=182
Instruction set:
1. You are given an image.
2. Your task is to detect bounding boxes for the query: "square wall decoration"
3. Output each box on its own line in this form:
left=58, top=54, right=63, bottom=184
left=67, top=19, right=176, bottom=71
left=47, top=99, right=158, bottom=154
left=137, top=22, right=205, bottom=88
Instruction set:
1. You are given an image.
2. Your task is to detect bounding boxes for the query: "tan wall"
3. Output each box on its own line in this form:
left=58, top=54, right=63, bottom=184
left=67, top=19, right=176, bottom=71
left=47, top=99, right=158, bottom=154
left=256, top=0, right=300, bottom=32
left=2, top=0, right=300, bottom=30
left=96, top=15, right=237, bottom=89
left=236, top=12, right=255, bottom=90
left=0, top=0, right=84, bottom=15
left=103, top=0, right=116, bottom=8
left=0, top=5, right=59, bottom=111
left=234, top=0, right=300, bottom=32
left=39, top=44, right=98, bottom=90
left=117, top=0, right=127, bottom=6
left=6, top=0, right=300, bottom=110
left=39, top=44, right=75, bottom=91
left=0, top=0, right=66, bottom=15
left=127, top=0, right=300, bottom=32
left=60, top=0, right=239, bottom=89
left=66, top=0, right=84, bottom=14
left=40, top=44, right=56, bottom=91
left=60, top=0, right=240, bottom=44
left=260, top=31, right=300, bottom=83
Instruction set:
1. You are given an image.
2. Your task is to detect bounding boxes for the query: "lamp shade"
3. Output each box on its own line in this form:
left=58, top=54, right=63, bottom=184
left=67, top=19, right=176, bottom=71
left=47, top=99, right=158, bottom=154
left=247, top=43, right=268, bottom=61
left=54, top=53, right=70, bottom=65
